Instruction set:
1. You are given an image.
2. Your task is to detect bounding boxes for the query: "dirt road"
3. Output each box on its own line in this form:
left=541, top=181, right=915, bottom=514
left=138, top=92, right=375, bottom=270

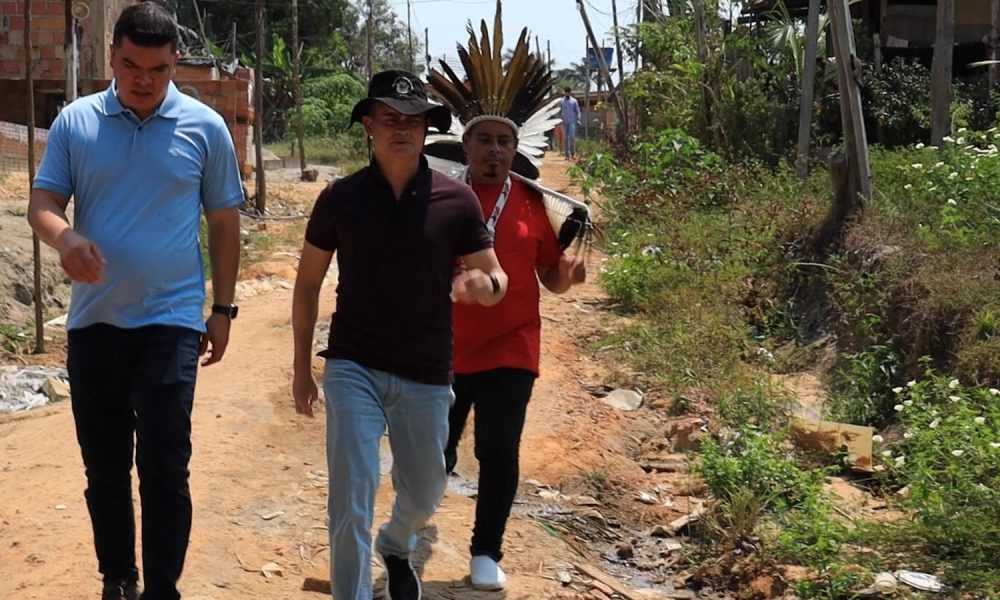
left=0, top=156, right=684, bottom=599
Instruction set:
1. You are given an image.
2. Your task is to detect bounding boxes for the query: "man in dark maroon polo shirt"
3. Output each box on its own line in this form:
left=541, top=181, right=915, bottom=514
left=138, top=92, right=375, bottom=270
left=291, top=70, right=507, bottom=600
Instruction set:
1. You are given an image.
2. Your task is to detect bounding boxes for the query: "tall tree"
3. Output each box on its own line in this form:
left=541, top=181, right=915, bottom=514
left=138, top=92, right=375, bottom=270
left=341, top=0, right=424, bottom=75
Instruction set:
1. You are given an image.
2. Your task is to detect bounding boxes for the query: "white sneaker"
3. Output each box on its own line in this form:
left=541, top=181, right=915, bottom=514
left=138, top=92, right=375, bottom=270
left=470, top=555, right=507, bottom=590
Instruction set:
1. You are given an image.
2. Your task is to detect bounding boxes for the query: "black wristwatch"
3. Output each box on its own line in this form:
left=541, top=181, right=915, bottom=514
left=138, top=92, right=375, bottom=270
left=211, top=303, right=239, bottom=319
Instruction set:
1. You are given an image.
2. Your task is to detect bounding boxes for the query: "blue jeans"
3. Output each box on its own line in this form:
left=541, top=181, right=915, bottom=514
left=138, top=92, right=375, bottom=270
left=563, top=122, right=578, bottom=157
left=323, top=359, right=454, bottom=600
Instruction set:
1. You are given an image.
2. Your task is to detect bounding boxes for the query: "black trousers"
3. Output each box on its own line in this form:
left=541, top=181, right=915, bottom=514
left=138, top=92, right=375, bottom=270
left=67, top=324, right=201, bottom=600
left=445, top=368, right=535, bottom=562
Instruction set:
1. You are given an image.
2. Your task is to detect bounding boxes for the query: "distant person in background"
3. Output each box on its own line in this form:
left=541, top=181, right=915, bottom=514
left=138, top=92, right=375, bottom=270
left=559, top=86, right=581, bottom=158
left=26, top=3, right=243, bottom=599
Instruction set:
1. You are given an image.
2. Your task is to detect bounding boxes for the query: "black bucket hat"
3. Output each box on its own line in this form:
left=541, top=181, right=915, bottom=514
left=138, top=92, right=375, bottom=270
left=350, top=69, right=452, bottom=133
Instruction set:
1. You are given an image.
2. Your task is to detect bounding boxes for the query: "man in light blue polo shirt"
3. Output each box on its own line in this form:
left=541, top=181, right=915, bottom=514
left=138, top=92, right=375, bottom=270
left=26, top=3, right=242, bottom=600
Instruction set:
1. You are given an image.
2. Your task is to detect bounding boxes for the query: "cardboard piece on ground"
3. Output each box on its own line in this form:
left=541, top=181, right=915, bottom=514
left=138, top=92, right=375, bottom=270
left=791, top=417, right=874, bottom=472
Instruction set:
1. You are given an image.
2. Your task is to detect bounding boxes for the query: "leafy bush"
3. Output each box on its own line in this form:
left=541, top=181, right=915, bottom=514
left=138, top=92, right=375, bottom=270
left=300, top=73, right=366, bottom=135
left=872, top=375, right=1000, bottom=588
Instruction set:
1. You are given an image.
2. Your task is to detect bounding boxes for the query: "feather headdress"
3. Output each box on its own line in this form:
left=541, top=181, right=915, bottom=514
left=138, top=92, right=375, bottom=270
left=424, top=0, right=560, bottom=180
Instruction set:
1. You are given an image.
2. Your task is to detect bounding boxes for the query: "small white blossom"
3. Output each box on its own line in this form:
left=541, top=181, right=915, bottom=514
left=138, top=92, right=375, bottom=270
left=949, top=379, right=960, bottom=389
left=929, top=418, right=940, bottom=429
left=915, top=142, right=925, bottom=149
left=893, top=387, right=904, bottom=394
left=903, top=432, right=914, bottom=439
left=904, top=400, right=913, bottom=406
left=874, top=465, right=886, bottom=472
left=881, top=450, right=893, bottom=458
left=990, top=442, right=1000, bottom=449
left=974, top=417, right=986, bottom=425
left=949, top=172, right=958, bottom=179
left=894, top=404, right=904, bottom=412
left=989, top=388, right=999, bottom=396
left=952, top=449, right=965, bottom=457
left=947, top=199, right=958, bottom=206
left=907, top=380, right=917, bottom=387
left=903, top=184, right=913, bottom=190
left=894, top=455, right=906, bottom=466
left=942, top=136, right=955, bottom=143
left=910, top=163, right=923, bottom=169
left=934, top=161, right=945, bottom=168
left=949, top=395, right=961, bottom=402
left=872, top=434, right=884, bottom=443
left=958, top=127, right=968, bottom=133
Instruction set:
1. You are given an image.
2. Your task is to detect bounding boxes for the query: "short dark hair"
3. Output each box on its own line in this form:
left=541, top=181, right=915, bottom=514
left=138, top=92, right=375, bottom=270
left=113, top=1, right=179, bottom=50
left=563, top=86, right=572, bottom=93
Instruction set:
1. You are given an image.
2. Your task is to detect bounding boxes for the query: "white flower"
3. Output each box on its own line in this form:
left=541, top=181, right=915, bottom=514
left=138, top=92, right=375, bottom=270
left=894, top=455, right=906, bottom=466
left=915, top=142, right=925, bottom=149
left=910, top=163, right=923, bottom=169
left=904, top=400, right=913, bottom=406
left=947, top=199, right=958, bottom=206
left=958, top=127, right=968, bottom=133
left=903, top=432, right=914, bottom=439
left=990, top=442, right=1000, bottom=449
left=949, top=395, right=961, bottom=402
left=872, top=434, right=884, bottom=443
left=934, top=161, right=945, bottom=168
left=881, top=450, right=893, bottom=458
left=989, top=388, right=999, bottom=396
left=952, top=449, right=965, bottom=457
left=942, top=136, right=955, bottom=143
left=903, top=184, right=913, bottom=190
left=874, top=465, right=886, bottom=472
left=949, top=172, right=958, bottom=179
left=974, top=417, right=986, bottom=425
left=949, top=379, right=960, bottom=389
left=929, top=418, right=940, bottom=429
left=907, top=380, right=917, bottom=387
left=894, top=404, right=904, bottom=412
left=893, top=387, right=904, bottom=394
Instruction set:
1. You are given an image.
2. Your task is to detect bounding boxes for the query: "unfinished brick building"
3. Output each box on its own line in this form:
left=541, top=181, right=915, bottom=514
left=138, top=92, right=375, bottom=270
left=1, top=0, right=253, bottom=177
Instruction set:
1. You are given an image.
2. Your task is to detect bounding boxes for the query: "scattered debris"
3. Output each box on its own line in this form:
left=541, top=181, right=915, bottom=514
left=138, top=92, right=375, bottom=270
left=0, top=366, right=69, bottom=413
left=790, top=417, right=874, bottom=472
left=599, top=388, right=644, bottom=411
left=41, top=377, right=70, bottom=403
left=895, top=570, right=944, bottom=592
left=260, top=561, right=283, bottom=579
left=259, top=510, right=285, bottom=521
left=555, top=570, right=573, bottom=585
left=636, top=491, right=659, bottom=505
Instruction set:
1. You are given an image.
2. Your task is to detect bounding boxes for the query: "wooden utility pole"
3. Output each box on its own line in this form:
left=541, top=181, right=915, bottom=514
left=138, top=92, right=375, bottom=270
left=425, top=28, right=430, bottom=74
left=829, top=0, right=872, bottom=203
left=930, top=0, right=955, bottom=146
left=64, top=0, right=77, bottom=103
left=231, top=21, right=237, bottom=63
left=254, top=0, right=266, bottom=213
left=576, top=0, right=625, bottom=135
left=991, top=0, right=1000, bottom=89
left=406, top=0, right=413, bottom=72
left=796, top=0, right=821, bottom=179
left=366, top=0, right=374, bottom=81
left=692, top=0, right=710, bottom=142
left=291, top=0, right=306, bottom=174
left=611, top=0, right=626, bottom=86
left=547, top=40, right=551, bottom=69
left=583, top=36, right=590, bottom=140
left=26, top=0, right=44, bottom=353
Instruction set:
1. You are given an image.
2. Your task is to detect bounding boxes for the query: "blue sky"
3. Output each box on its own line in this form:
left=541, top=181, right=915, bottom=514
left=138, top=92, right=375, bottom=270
left=387, top=0, right=641, bottom=72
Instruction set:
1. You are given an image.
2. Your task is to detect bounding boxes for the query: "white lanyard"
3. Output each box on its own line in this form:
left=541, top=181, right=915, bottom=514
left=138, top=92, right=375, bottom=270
left=464, top=169, right=512, bottom=237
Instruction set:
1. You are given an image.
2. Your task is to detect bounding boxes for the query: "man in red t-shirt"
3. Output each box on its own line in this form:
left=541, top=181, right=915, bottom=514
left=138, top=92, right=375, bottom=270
left=447, top=116, right=587, bottom=590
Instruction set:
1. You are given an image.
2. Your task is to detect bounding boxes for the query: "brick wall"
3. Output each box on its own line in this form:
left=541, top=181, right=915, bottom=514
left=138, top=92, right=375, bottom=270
left=0, top=120, right=47, bottom=177
left=0, top=0, right=69, bottom=80
left=1, top=0, right=131, bottom=81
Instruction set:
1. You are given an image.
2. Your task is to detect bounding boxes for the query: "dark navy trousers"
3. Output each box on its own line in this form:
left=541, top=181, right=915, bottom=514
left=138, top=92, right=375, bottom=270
left=68, top=323, right=201, bottom=600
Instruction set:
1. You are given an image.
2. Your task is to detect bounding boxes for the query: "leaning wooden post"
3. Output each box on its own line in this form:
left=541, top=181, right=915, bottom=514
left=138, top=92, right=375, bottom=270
left=26, top=0, right=45, bottom=353
left=930, top=0, right=954, bottom=146
left=829, top=0, right=872, bottom=204
left=796, top=0, right=821, bottom=179
left=253, top=0, right=266, bottom=213
left=991, top=0, right=1000, bottom=90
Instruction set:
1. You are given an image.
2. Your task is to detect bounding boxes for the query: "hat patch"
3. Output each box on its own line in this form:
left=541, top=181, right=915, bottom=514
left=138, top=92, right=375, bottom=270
left=393, top=77, right=414, bottom=96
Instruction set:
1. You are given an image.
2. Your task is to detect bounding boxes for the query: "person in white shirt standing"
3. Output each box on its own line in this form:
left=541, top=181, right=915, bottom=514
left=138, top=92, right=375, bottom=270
left=558, top=87, right=581, bottom=158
